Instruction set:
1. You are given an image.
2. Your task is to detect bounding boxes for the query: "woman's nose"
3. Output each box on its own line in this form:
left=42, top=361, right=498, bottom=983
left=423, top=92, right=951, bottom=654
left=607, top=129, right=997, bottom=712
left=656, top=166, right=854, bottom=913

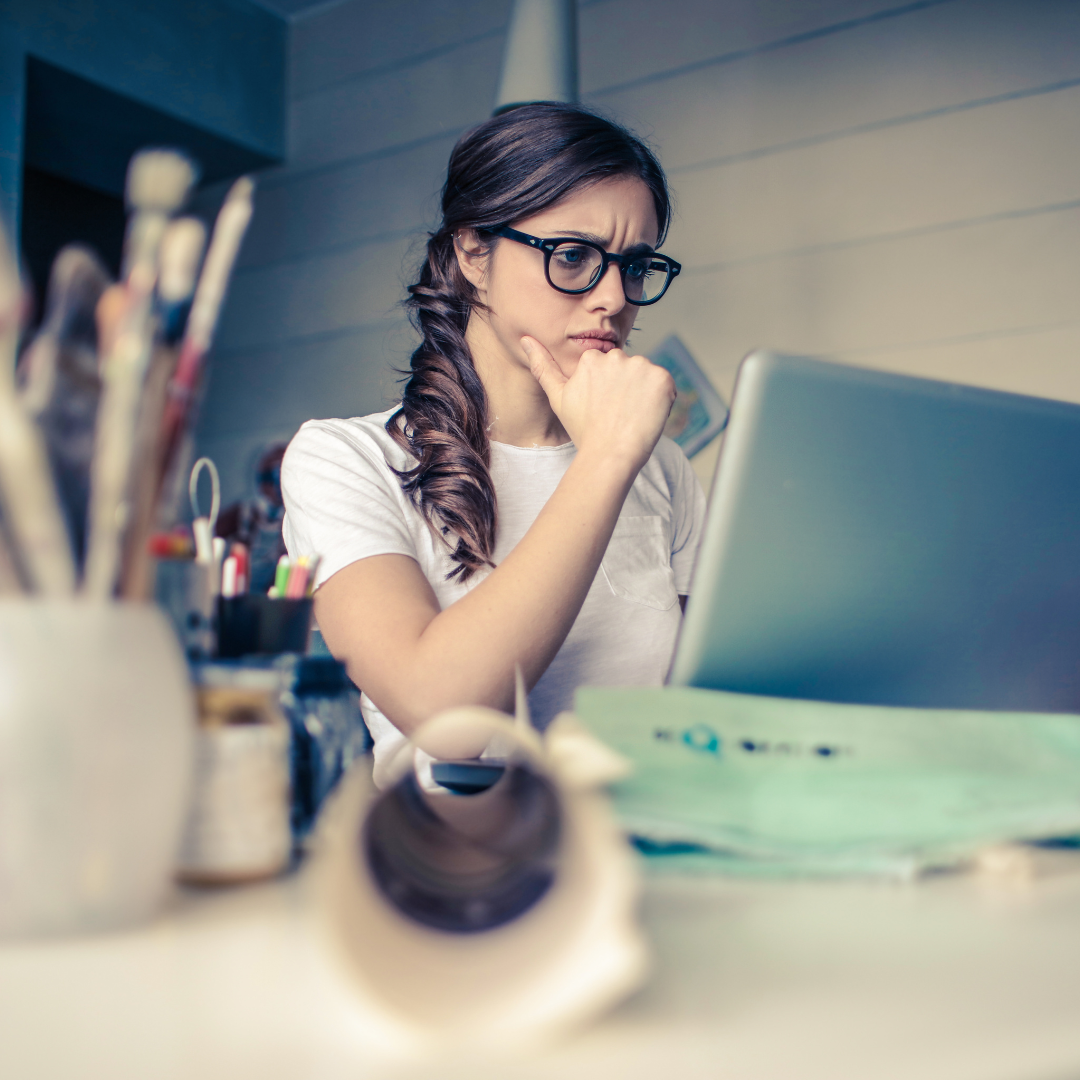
left=587, top=261, right=627, bottom=314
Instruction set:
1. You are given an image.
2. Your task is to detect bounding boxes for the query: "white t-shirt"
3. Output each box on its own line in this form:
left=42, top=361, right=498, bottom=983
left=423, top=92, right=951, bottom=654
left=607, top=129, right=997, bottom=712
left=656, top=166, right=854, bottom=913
left=281, top=407, right=706, bottom=784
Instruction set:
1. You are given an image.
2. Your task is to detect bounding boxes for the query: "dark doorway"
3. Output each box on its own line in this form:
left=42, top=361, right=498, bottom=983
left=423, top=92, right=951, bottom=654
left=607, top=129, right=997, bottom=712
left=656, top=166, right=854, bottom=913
left=20, top=166, right=125, bottom=323
left=18, top=55, right=279, bottom=323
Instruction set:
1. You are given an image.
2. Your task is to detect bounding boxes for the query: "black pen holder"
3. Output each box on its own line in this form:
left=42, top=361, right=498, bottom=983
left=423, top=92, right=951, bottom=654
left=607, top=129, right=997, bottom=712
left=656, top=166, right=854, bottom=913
left=216, top=595, right=314, bottom=658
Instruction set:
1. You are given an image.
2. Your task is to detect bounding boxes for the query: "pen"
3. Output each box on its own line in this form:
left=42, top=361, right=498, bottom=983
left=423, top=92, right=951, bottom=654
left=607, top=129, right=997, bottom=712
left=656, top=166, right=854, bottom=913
left=273, top=555, right=290, bottom=598
left=231, top=542, right=249, bottom=595
left=285, top=555, right=309, bottom=599
left=221, top=555, right=238, bottom=599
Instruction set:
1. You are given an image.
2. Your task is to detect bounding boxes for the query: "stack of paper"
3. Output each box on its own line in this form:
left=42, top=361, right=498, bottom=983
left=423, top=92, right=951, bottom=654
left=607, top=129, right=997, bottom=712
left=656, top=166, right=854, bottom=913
left=574, top=686, right=1080, bottom=879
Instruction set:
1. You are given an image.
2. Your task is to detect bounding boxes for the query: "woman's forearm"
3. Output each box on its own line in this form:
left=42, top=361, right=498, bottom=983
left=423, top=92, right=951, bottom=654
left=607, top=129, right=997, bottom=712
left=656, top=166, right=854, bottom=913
left=315, top=344, right=676, bottom=734
left=316, top=446, right=637, bottom=733
left=412, top=447, right=636, bottom=712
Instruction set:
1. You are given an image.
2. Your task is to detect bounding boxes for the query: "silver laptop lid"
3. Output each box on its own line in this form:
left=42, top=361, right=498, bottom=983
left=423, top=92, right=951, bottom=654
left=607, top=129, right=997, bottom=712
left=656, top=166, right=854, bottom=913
left=671, top=350, right=1080, bottom=712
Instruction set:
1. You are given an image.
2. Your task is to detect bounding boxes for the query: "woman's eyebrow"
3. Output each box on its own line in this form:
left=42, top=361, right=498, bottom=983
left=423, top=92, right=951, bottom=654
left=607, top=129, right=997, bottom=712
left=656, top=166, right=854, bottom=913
left=553, top=230, right=609, bottom=244
left=556, top=230, right=657, bottom=255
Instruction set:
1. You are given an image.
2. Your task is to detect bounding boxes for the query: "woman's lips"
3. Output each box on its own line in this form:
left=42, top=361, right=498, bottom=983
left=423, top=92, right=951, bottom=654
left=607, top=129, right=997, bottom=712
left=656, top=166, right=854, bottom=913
left=570, top=333, right=618, bottom=353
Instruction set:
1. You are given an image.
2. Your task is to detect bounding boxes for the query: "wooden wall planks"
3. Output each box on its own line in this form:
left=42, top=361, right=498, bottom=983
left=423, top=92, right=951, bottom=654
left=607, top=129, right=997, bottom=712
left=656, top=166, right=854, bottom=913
left=198, top=0, right=1080, bottom=498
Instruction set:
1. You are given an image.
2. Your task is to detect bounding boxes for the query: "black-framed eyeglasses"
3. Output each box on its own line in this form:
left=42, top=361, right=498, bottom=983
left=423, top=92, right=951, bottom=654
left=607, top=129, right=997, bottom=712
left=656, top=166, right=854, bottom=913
left=492, top=226, right=681, bottom=306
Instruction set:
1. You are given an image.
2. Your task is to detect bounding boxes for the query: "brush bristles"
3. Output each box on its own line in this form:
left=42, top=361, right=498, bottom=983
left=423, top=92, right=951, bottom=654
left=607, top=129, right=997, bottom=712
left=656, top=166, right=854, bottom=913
left=126, top=150, right=198, bottom=214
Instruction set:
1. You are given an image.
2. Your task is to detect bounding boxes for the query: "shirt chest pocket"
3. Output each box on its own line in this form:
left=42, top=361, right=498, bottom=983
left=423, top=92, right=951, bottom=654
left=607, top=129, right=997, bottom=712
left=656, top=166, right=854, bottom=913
left=601, top=515, right=678, bottom=611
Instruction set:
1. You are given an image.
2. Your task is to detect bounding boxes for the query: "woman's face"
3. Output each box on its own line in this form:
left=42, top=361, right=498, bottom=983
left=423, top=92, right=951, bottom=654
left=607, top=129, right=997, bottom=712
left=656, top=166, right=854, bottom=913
left=461, top=176, right=660, bottom=378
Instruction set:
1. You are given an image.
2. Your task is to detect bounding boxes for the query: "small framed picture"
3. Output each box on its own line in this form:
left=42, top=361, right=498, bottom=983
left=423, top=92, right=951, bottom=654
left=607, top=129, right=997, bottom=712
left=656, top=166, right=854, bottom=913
left=650, top=335, right=729, bottom=458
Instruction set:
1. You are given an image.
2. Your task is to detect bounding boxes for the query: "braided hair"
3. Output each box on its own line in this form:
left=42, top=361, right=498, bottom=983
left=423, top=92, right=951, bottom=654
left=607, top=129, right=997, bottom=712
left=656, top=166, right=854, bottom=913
left=387, top=103, right=671, bottom=580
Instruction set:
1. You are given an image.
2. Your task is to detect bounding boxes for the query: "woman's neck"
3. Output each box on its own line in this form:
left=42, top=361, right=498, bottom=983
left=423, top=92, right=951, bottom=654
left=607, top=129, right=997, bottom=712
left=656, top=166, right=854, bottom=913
left=466, top=317, right=570, bottom=447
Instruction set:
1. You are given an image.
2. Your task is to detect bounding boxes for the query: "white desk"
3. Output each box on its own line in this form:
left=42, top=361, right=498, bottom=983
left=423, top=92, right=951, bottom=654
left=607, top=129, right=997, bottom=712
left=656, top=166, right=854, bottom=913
left=4, top=849, right=1080, bottom=1080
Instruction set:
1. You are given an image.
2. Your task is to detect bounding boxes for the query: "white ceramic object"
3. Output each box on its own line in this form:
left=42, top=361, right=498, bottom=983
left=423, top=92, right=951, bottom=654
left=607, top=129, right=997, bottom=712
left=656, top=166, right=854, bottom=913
left=0, top=599, right=195, bottom=937
left=316, top=706, right=647, bottom=1054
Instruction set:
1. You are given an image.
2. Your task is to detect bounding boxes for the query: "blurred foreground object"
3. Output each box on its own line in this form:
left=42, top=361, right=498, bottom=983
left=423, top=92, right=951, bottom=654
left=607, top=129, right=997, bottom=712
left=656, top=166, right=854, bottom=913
left=576, top=686, right=1080, bottom=878
left=118, top=217, right=208, bottom=600
left=316, top=686, right=645, bottom=1052
left=178, top=664, right=291, bottom=885
left=83, top=150, right=197, bottom=599
left=154, top=176, right=255, bottom=526
left=17, top=245, right=109, bottom=567
left=0, top=204, right=78, bottom=594
left=0, top=599, right=194, bottom=938
left=4, top=150, right=252, bottom=599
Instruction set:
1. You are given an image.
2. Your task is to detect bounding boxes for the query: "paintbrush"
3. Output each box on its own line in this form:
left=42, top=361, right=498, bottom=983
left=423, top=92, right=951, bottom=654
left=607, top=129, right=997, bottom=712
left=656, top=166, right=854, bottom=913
left=0, top=215, right=77, bottom=594
left=119, top=217, right=207, bottom=600
left=82, top=149, right=196, bottom=600
left=154, top=176, right=254, bottom=524
left=18, top=245, right=111, bottom=570
left=157, top=217, right=207, bottom=345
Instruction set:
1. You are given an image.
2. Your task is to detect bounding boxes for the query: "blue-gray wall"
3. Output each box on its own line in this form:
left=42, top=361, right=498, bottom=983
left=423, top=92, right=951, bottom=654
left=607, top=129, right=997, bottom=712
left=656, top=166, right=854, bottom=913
left=0, top=0, right=286, bottom=229
left=198, top=0, right=1080, bottom=499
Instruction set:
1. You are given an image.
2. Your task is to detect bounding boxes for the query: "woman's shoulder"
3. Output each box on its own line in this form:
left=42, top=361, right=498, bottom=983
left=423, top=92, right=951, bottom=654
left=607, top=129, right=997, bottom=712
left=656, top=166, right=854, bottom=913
left=285, top=407, right=414, bottom=477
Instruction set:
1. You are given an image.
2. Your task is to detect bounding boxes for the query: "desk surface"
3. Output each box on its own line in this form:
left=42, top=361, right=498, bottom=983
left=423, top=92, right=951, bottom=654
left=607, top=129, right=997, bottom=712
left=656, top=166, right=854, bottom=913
left=4, top=848, right=1080, bottom=1080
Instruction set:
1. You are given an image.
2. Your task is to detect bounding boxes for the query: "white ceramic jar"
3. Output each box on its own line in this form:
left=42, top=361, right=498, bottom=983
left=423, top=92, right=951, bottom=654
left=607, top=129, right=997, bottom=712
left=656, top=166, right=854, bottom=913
left=0, top=599, right=195, bottom=937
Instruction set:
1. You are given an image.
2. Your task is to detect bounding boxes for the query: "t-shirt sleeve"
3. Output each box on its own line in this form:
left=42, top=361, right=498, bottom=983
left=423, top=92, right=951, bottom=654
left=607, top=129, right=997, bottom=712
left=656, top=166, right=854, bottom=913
left=669, top=444, right=708, bottom=595
left=281, top=420, right=417, bottom=590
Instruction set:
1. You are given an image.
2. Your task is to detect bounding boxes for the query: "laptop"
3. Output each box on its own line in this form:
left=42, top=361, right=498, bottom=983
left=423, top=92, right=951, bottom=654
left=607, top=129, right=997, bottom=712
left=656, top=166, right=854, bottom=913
left=670, top=350, right=1080, bottom=713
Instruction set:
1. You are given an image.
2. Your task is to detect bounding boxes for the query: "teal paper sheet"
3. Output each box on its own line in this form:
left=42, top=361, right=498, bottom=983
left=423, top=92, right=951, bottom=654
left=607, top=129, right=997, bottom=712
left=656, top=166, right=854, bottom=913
left=574, top=687, right=1080, bottom=879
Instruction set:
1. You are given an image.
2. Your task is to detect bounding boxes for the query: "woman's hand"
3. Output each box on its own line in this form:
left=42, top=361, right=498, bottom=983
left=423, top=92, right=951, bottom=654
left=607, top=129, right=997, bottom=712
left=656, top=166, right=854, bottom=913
left=520, top=336, right=676, bottom=471
left=316, top=340, right=677, bottom=735
left=316, top=333, right=671, bottom=731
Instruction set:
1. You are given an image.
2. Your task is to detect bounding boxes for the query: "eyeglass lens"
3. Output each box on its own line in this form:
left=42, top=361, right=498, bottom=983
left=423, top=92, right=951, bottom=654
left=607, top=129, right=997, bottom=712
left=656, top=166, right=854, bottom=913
left=548, top=242, right=672, bottom=303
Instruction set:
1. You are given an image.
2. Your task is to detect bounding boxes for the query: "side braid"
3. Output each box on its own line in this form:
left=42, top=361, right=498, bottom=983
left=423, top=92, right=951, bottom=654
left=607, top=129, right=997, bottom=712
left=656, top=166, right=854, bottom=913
left=384, top=103, right=672, bottom=582
left=386, top=230, right=496, bottom=581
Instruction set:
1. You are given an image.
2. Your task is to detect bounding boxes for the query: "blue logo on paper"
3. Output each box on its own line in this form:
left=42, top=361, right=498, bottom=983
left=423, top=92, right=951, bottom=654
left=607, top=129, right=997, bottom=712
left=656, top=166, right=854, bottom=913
left=682, top=724, right=721, bottom=756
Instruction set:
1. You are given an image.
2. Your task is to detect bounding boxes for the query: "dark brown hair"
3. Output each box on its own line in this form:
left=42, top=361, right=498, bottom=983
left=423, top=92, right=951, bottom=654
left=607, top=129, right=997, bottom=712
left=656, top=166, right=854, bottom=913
left=387, top=102, right=671, bottom=580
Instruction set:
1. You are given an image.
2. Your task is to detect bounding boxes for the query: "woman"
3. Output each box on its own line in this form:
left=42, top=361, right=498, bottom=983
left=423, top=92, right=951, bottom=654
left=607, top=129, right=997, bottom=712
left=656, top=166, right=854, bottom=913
left=282, top=103, right=706, bottom=784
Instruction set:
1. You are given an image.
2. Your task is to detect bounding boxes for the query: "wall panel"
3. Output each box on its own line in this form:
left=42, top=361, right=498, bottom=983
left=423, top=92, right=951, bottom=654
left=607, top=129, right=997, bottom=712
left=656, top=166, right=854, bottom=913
left=288, top=35, right=504, bottom=172
left=579, top=0, right=943, bottom=95
left=237, top=134, right=453, bottom=269
left=198, top=0, right=1080, bottom=505
left=591, top=0, right=1080, bottom=172
left=290, top=0, right=507, bottom=100
left=214, top=233, right=417, bottom=354
left=667, top=84, right=1080, bottom=269
left=639, top=205, right=1080, bottom=400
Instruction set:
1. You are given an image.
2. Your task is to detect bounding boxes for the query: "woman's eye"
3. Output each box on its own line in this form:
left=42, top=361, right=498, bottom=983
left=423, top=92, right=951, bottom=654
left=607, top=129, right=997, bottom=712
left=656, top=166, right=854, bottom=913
left=555, top=247, right=589, bottom=266
left=625, top=260, right=651, bottom=281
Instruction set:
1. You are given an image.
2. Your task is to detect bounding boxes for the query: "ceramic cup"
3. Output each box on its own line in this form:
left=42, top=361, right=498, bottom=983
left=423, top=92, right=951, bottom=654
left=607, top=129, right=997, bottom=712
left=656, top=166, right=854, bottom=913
left=0, top=599, right=195, bottom=938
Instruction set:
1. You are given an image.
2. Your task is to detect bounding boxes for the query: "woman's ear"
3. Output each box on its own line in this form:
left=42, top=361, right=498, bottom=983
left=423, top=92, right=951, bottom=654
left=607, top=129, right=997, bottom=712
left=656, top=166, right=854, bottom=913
left=453, top=229, right=488, bottom=291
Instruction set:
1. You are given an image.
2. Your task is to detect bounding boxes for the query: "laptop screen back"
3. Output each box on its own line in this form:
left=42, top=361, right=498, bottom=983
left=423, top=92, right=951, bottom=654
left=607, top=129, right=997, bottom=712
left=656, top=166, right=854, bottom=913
left=671, top=351, right=1080, bottom=713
